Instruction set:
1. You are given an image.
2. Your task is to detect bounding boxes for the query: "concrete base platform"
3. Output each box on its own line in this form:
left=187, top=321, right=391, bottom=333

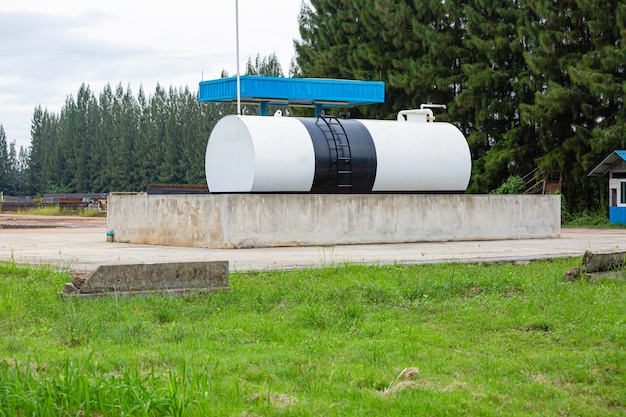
left=107, top=194, right=560, bottom=249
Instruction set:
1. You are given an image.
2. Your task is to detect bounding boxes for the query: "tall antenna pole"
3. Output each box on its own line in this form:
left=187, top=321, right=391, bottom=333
left=235, top=0, right=241, bottom=115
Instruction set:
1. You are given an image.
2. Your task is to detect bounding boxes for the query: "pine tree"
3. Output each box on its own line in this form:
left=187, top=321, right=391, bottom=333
left=0, top=126, right=24, bottom=195
left=520, top=0, right=625, bottom=210
left=70, top=83, right=95, bottom=192
left=56, top=94, right=80, bottom=191
left=179, top=86, right=213, bottom=184
left=28, top=107, right=44, bottom=194
left=108, top=83, right=139, bottom=191
left=132, top=85, right=155, bottom=190
left=117, top=84, right=140, bottom=190
left=453, top=0, right=539, bottom=192
left=245, top=52, right=285, bottom=77
left=135, top=84, right=168, bottom=188
left=28, top=107, right=61, bottom=194
left=16, top=146, right=29, bottom=194
left=92, top=84, right=115, bottom=191
left=570, top=0, right=626, bottom=174
left=0, top=125, right=11, bottom=194
left=295, top=0, right=467, bottom=119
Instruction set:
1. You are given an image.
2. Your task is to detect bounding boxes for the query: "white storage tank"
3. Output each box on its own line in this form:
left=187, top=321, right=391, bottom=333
left=205, top=108, right=471, bottom=193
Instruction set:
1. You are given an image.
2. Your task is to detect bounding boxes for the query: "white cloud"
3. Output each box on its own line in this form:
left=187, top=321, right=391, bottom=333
left=0, top=1, right=305, bottom=150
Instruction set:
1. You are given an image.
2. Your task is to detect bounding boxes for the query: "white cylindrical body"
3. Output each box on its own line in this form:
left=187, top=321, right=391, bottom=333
left=359, top=119, right=471, bottom=192
left=205, top=114, right=471, bottom=193
left=206, top=115, right=315, bottom=192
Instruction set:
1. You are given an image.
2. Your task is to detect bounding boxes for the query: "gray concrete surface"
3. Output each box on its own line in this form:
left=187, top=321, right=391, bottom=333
left=1, top=216, right=625, bottom=272
left=107, top=194, right=561, bottom=248
left=62, top=261, right=229, bottom=296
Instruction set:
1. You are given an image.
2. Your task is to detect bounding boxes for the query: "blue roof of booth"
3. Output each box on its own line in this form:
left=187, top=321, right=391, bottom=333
left=198, top=76, right=385, bottom=108
left=588, top=150, right=626, bottom=177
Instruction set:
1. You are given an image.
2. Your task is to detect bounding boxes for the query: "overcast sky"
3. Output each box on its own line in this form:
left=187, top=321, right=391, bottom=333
left=0, top=1, right=306, bottom=151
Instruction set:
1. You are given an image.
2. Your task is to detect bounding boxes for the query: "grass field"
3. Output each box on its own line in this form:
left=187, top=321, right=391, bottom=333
left=0, top=259, right=624, bottom=416
left=14, top=205, right=105, bottom=217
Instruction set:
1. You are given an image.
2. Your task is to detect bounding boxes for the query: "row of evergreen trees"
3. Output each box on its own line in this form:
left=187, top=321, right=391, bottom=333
left=27, top=83, right=218, bottom=194
left=0, top=125, right=28, bottom=196
left=1, top=55, right=284, bottom=195
left=2, top=84, right=222, bottom=196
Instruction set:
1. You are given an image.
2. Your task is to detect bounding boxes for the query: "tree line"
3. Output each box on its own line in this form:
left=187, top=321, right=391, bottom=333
left=0, top=125, right=28, bottom=196
left=26, top=83, right=219, bottom=194
left=1, top=1, right=625, bottom=213
left=0, top=55, right=284, bottom=195
left=1, top=84, right=225, bottom=195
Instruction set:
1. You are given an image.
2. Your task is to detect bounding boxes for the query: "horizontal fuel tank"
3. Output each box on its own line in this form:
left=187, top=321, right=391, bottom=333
left=205, top=109, right=471, bottom=193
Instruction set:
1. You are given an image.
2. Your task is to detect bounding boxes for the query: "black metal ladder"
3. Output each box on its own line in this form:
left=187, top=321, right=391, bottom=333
left=316, top=115, right=352, bottom=192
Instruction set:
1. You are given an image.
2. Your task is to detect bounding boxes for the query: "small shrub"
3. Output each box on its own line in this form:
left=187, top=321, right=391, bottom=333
left=563, top=210, right=612, bottom=227
left=491, top=175, right=525, bottom=194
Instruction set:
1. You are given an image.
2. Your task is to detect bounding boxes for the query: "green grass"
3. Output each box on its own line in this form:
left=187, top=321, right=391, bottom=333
left=1, top=260, right=624, bottom=416
left=563, top=211, right=626, bottom=228
left=15, top=205, right=105, bottom=217
left=561, top=207, right=626, bottom=228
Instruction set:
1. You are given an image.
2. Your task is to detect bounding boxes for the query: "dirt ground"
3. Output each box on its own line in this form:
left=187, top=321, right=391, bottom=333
left=0, top=213, right=106, bottom=229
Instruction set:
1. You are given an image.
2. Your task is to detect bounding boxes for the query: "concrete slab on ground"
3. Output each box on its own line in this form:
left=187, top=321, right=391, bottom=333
left=1, top=215, right=625, bottom=272
left=61, top=261, right=229, bottom=297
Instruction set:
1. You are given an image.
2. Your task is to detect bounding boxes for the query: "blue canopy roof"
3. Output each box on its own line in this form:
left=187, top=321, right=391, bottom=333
left=198, top=76, right=384, bottom=114
left=588, top=150, right=626, bottom=177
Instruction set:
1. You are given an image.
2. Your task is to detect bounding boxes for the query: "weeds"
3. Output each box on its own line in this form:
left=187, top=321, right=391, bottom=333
left=563, top=210, right=613, bottom=227
left=15, top=205, right=105, bottom=217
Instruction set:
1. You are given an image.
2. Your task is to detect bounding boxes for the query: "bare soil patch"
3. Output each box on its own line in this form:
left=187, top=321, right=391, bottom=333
left=0, top=214, right=106, bottom=229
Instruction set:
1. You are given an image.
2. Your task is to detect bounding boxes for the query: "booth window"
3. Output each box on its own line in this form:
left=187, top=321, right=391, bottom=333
left=622, top=182, right=626, bottom=204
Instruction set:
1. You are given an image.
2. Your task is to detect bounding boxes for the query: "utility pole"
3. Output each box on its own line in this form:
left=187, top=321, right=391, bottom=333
left=235, top=0, right=241, bottom=115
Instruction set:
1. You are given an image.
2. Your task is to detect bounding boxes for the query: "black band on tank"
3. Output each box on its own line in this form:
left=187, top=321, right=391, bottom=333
left=339, top=119, right=377, bottom=192
left=298, top=117, right=335, bottom=192
left=297, top=117, right=377, bottom=193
